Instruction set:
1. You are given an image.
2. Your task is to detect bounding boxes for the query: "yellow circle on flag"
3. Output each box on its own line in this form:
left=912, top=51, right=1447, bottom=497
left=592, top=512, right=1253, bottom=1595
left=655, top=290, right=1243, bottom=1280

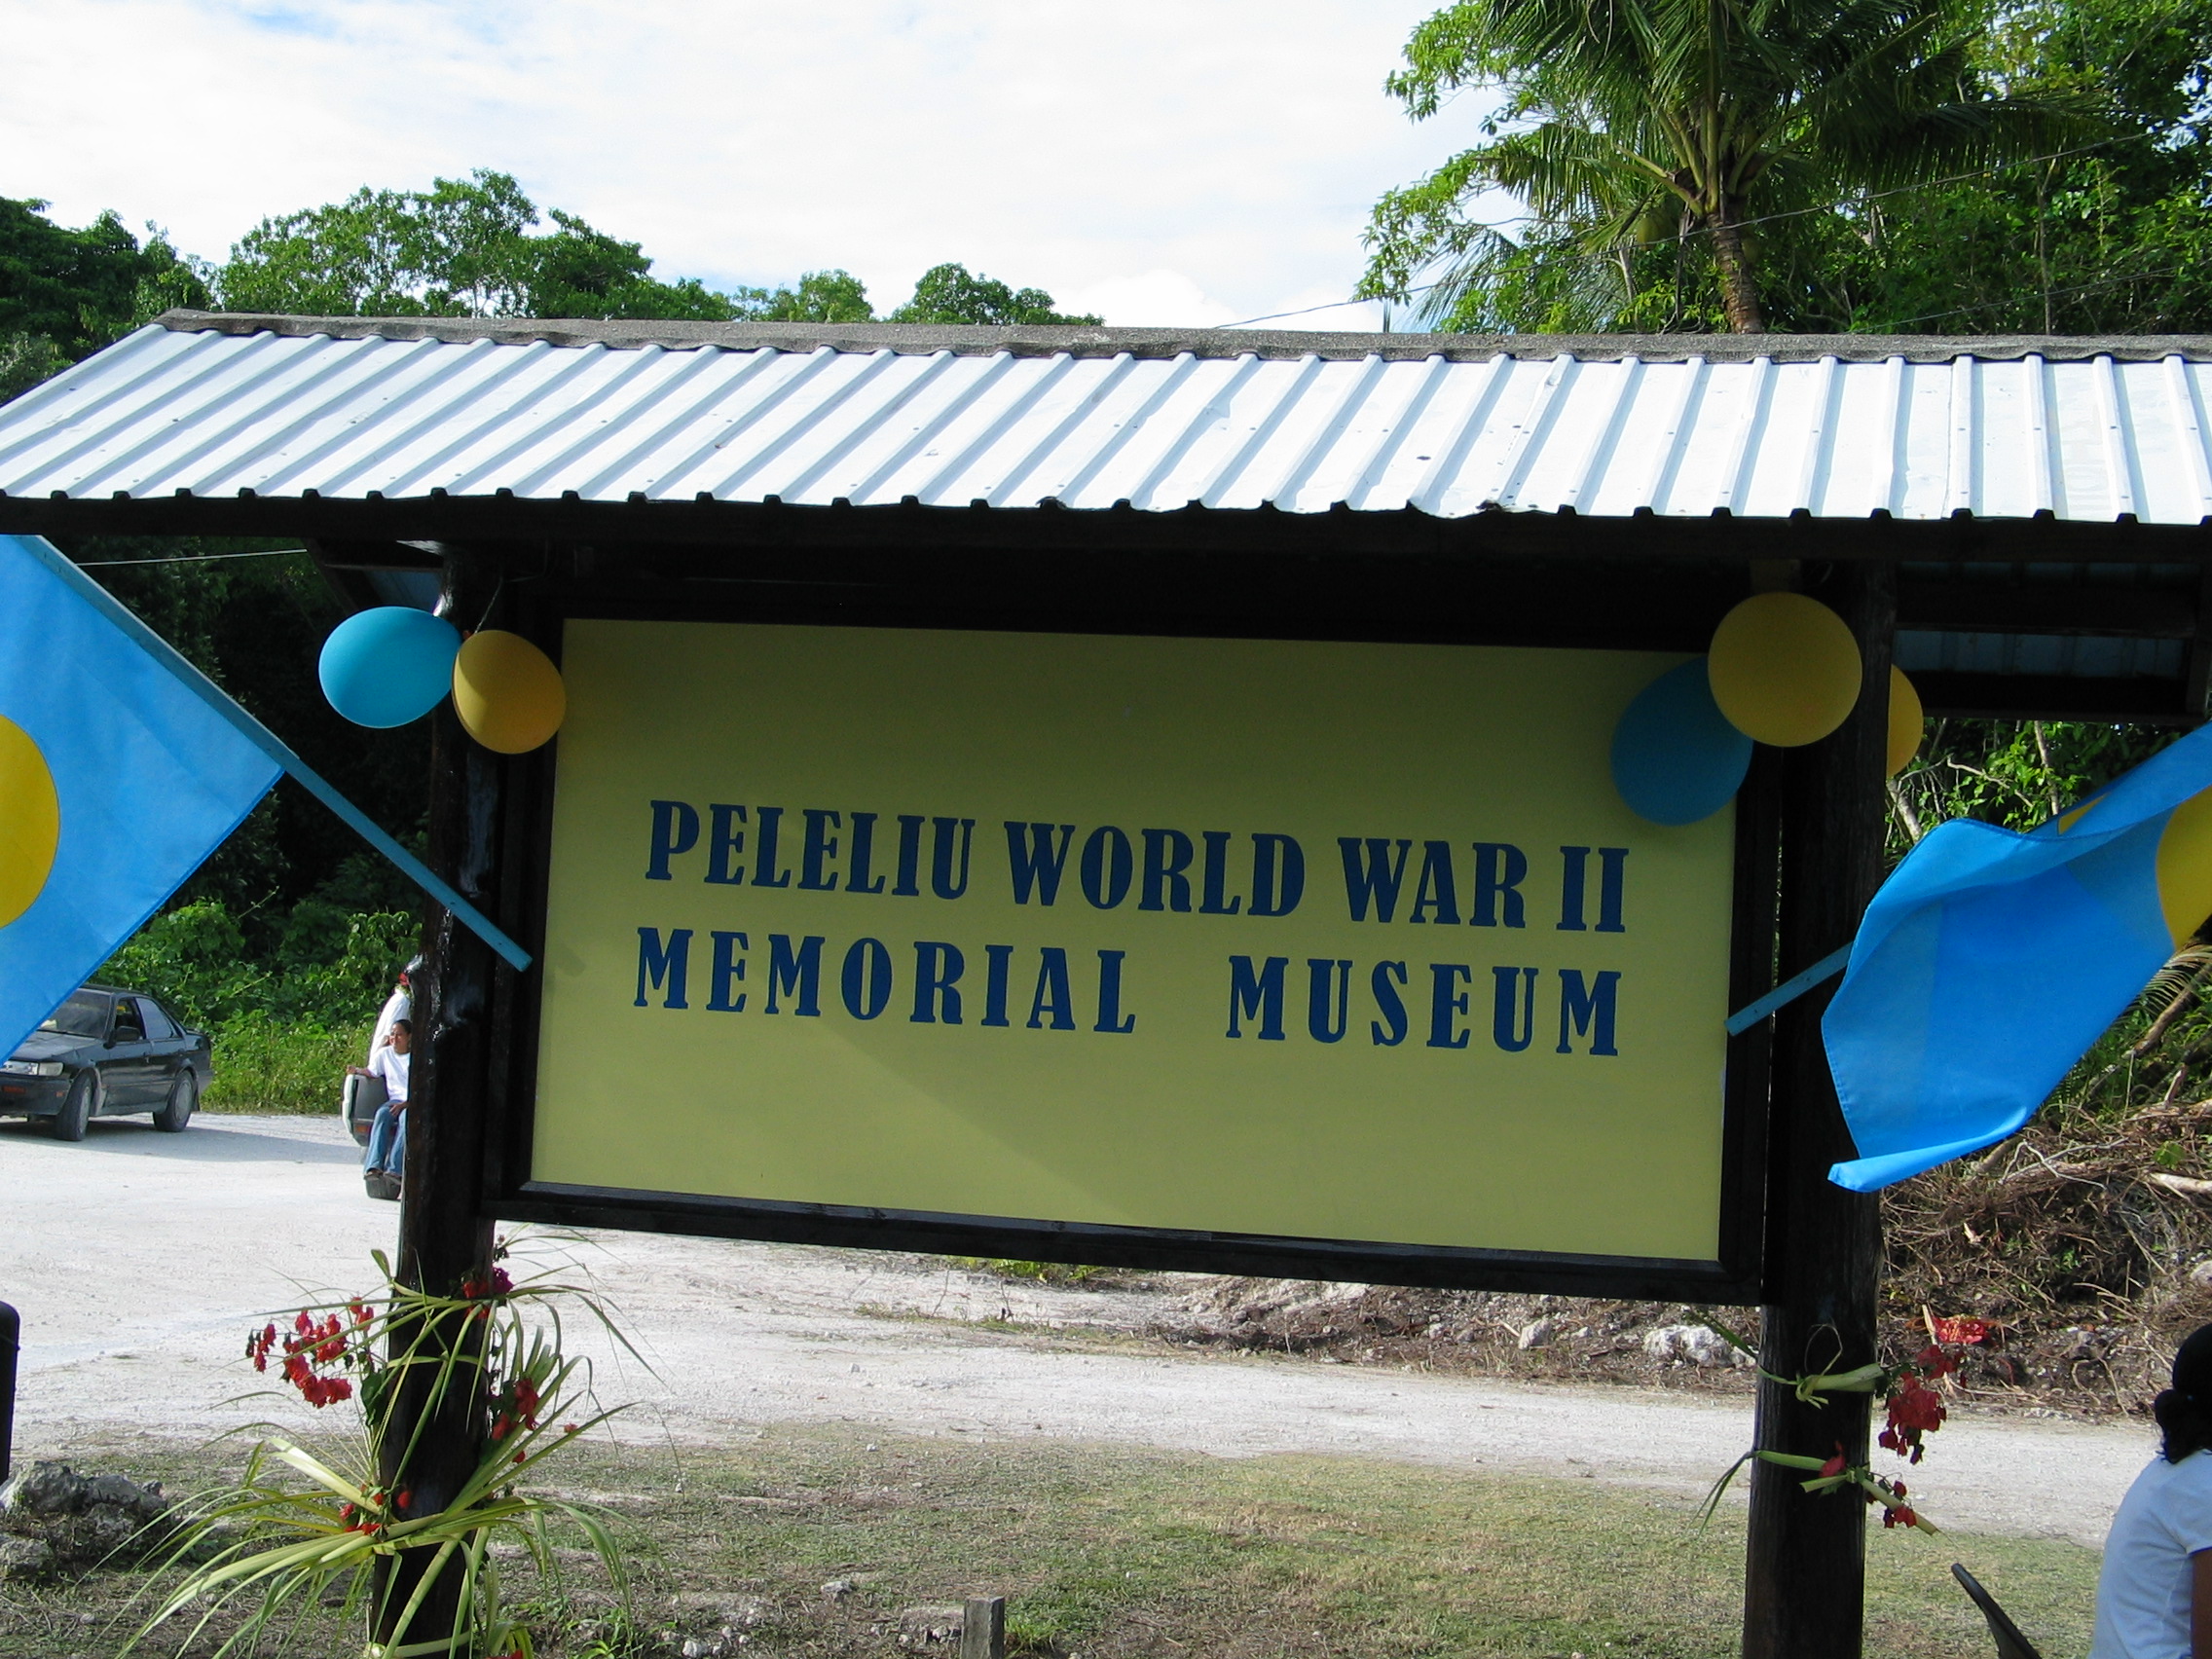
left=2157, top=785, right=2212, bottom=948
left=0, top=714, right=60, bottom=928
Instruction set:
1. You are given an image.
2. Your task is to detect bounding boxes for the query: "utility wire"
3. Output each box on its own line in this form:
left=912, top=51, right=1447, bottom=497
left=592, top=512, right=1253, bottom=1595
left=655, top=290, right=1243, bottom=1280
left=78, top=546, right=311, bottom=567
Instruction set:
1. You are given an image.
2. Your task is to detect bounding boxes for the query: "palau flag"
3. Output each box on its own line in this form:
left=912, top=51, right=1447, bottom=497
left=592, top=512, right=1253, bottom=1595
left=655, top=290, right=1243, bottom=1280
left=1824, top=721, right=2212, bottom=1192
left=0, top=535, right=281, bottom=1056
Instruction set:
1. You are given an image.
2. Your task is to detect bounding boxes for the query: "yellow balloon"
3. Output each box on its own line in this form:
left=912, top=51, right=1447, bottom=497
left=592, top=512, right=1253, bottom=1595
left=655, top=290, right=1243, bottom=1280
left=452, top=631, right=567, bottom=755
left=2157, top=785, right=2212, bottom=948
left=0, top=714, right=60, bottom=927
left=1886, top=665, right=1924, bottom=777
left=1707, top=593, right=1863, bottom=748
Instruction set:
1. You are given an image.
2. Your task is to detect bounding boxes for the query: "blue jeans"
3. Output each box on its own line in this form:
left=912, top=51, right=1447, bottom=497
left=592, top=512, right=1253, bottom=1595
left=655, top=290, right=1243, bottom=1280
left=364, top=1103, right=407, bottom=1174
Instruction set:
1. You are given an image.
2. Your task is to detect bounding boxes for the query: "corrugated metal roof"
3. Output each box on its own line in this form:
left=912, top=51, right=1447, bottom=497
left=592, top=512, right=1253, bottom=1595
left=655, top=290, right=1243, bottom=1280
left=1, top=314, right=2209, bottom=525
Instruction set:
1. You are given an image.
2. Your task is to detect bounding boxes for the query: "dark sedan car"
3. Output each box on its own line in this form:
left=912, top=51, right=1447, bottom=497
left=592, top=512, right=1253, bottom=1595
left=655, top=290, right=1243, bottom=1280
left=1, top=985, right=211, bottom=1139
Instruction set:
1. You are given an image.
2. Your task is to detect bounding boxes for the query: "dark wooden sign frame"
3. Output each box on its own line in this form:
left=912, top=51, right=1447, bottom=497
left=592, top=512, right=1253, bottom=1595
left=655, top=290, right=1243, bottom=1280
left=473, top=571, right=1783, bottom=1305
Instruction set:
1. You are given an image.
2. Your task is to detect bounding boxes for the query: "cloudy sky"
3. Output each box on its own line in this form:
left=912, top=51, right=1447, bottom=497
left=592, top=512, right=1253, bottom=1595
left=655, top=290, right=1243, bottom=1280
left=6, top=0, right=1496, bottom=327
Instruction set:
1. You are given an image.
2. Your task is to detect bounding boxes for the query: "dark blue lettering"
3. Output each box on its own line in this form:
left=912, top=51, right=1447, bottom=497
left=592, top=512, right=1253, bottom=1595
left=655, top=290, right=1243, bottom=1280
left=1094, top=950, right=1136, bottom=1034
left=893, top=815, right=924, bottom=897
left=1338, top=837, right=1412, bottom=922
left=1081, top=826, right=1134, bottom=909
left=1427, top=964, right=1472, bottom=1049
left=705, top=804, right=747, bottom=885
left=1557, top=846, right=1590, bottom=931
left=1140, top=830, right=1196, bottom=912
left=911, top=941, right=965, bottom=1024
left=1227, top=955, right=1288, bottom=1040
left=752, top=806, right=793, bottom=889
left=1370, top=962, right=1409, bottom=1047
left=1409, top=842, right=1460, bottom=925
left=1006, top=823, right=1074, bottom=905
left=1249, top=834, right=1305, bottom=917
left=1471, top=843, right=1527, bottom=928
left=708, top=931, right=749, bottom=1013
left=845, top=812, right=888, bottom=894
left=646, top=800, right=699, bottom=881
left=982, top=943, right=1014, bottom=1027
left=1307, top=959, right=1350, bottom=1044
left=1199, top=830, right=1242, bottom=914
left=765, top=935, right=825, bottom=1015
left=1558, top=970, right=1620, bottom=1054
left=1597, top=847, right=1628, bottom=933
left=634, top=927, right=692, bottom=1008
left=1491, top=966, right=1536, bottom=1051
left=1028, top=948, right=1076, bottom=1030
left=931, top=818, right=976, bottom=900
left=841, top=938, right=893, bottom=1019
left=798, top=810, right=842, bottom=891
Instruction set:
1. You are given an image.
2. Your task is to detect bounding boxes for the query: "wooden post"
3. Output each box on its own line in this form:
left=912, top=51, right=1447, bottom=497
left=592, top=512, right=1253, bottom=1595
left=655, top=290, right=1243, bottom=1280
left=1741, top=561, right=1896, bottom=1659
left=960, top=1596, right=1007, bottom=1659
left=376, top=546, right=501, bottom=1652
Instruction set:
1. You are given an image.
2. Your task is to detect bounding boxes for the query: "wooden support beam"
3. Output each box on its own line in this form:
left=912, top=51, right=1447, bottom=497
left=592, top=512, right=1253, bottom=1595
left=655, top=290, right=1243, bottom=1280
left=1742, top=561, right=1896, bottom=1659
left=375, top=545, right=501, bottom=1650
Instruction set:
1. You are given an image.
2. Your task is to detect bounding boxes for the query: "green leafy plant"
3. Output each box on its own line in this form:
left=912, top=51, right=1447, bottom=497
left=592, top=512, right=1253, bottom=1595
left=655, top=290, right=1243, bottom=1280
left=130, top=1242, right=639, bottom=1658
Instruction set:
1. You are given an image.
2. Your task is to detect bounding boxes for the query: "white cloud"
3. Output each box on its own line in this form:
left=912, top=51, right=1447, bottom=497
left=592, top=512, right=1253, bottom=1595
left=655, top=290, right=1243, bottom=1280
left=0, top=0, right=1493, bottom=326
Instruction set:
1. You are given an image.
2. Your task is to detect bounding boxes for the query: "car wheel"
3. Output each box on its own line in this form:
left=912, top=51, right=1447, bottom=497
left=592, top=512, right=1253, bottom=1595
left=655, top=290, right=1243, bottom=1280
left=154, top=1071, right=196, bottom=1133
left=52, top=1073, right=93, bottom=1141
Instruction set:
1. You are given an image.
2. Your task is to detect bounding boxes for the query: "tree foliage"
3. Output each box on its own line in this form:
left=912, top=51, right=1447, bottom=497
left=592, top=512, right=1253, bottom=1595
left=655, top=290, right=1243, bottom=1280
left=0, top=197, right=206, bottom=396
left=1359, top=0, right=2194, bottom=334
left=889, top=262, right=1102, bottom=325
left=212, top=171, right=1095, bottom=329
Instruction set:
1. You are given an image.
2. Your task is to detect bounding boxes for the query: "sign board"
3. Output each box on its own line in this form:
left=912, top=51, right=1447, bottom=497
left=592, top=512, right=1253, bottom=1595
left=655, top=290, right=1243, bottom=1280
left=506, top=618, right=1766, bottom=1297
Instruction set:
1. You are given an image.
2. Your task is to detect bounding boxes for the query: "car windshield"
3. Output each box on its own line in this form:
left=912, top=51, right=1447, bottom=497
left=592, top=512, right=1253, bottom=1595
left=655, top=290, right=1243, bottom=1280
left=38, top=991, right=110, bottom=1038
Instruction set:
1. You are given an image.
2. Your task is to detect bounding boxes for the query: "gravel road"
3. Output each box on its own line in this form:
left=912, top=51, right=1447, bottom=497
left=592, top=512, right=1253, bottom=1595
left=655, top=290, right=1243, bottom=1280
left=0, top=1113, right=2145, bottom=1548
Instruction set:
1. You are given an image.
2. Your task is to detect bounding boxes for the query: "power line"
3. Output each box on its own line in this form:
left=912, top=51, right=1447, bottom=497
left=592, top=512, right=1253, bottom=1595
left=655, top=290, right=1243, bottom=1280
left=79, top=546, right=310, bottom=567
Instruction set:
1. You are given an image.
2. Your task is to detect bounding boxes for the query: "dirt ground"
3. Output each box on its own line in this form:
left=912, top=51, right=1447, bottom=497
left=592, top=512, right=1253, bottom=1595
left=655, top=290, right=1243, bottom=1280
left=0, top=1113, right=2158, bottom=1556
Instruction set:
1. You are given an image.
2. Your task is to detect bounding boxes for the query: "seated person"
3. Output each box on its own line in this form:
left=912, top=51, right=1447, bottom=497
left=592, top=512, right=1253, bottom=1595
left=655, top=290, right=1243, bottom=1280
left=2094, top=1322, right=2212, bottom=1655
left=348, top=1019, right=411, bottom=1182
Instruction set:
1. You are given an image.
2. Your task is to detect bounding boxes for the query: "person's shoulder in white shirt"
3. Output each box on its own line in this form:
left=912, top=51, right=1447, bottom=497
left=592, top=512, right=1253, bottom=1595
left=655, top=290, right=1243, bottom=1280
left=369, top=983, right=411, bottom=1063
left=368, top=1044, right=410, bottom=1104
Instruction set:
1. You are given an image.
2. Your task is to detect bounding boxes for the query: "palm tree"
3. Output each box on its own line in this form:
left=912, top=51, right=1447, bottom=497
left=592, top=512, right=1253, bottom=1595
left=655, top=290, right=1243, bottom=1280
left=1363, top=0, right=2091, bottom=333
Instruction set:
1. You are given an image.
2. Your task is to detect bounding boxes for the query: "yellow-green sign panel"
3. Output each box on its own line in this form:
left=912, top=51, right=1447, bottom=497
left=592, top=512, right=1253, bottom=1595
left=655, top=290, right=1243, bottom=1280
left=533, top=621, right=1736, bottom=1263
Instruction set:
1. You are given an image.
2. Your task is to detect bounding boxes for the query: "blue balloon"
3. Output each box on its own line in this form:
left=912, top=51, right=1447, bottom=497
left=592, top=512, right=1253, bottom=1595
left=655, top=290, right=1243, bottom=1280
left=317, top=607, right=461, bottom=728
left=1610, top=659, right=1752, bottom=826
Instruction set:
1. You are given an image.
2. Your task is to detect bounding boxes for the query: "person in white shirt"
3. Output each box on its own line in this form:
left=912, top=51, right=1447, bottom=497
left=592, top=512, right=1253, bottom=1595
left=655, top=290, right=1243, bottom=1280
left=2094, top=1324, right=2212, bottom=1656
left=369, top=968, right=413, bottom=1063
left=349, top=1020, right=411, bottom=1188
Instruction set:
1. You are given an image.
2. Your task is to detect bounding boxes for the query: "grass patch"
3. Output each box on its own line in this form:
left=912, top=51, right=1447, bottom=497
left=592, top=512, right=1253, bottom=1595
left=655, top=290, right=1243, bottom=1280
left=1, top=1428, right=2099, bottom=1657
left=201, top=1013, right=371, bottom=1115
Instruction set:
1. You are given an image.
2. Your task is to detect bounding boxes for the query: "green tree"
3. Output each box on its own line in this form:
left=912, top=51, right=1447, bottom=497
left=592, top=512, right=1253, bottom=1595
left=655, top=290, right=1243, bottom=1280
left=889, top=262, right=1100, bottom=325
left=217, top=169, right=751, bottom=321
left=744, top=269, right=876, bottom=321
left=0, top=198, right=207, bottom=395
left=1806, top=0, right=2212, bottom=332
left=1362, top=0, right=2087, bottom=332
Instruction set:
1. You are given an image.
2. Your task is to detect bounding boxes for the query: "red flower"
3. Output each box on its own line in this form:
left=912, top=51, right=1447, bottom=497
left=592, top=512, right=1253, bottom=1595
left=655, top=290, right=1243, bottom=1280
left=1931, top=1315, right=1990, bottom=1346
left=1913, top=1345, right=1960, bottom=1381
left=1882, top=1375, right=1947, bottom=1463
left=1819, top=1444, right=1848, bottom=1478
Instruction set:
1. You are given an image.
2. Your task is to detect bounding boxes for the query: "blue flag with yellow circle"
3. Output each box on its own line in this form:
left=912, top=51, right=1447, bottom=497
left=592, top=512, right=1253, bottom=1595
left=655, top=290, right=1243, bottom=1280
left=0, top=535, right=281, bottom=1056
left=1824, top=723, right=2212, bottom=1192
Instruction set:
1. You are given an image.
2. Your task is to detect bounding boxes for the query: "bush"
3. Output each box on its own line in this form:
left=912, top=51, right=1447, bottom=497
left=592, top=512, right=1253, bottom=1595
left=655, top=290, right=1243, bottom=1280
left=96, top=897, right=411, bottom=1114
left=202, top=1011, right=375, bottom=1115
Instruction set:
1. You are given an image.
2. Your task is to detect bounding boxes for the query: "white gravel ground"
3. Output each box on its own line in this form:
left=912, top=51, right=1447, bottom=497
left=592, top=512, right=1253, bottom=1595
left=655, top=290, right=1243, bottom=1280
left=0, top=1112, right=2147, bottom=1548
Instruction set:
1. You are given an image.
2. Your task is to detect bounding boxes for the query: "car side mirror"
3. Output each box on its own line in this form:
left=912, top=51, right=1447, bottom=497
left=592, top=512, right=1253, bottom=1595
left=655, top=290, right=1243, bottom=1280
left=103, top=1034, right=117, bottom=1048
